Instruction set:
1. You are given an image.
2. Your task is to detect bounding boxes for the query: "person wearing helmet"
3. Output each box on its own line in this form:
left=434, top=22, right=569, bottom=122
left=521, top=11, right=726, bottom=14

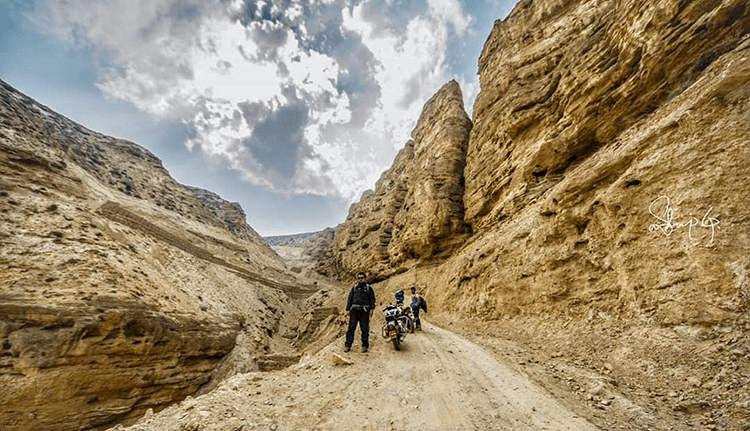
left=394, top=289, right=405, bottom=305
left=344, top=271, right=376, bottom=353
left=410, top=286, right=428, bottom=330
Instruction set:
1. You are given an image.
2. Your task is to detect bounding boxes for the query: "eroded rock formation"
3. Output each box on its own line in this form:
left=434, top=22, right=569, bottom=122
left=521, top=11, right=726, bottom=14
left=328, top=80, right=472, bottom=280
left=1, top=301, right=238, bottom=430
left=444, top=0, right=750, bottom=325
left=0, top=79, right=309, bottom=430
left=317, top=1, right=750, bottom=426
left=325, top=0, right=750, bottom=325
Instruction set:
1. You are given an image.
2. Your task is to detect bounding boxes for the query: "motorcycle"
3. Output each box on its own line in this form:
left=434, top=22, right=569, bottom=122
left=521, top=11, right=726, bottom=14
left=381, top=301, right=414, bottom=350
left=401, top=303, right=415, bottom=333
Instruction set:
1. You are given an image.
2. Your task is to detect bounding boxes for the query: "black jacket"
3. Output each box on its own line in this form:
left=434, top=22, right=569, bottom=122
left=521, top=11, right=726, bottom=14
left=346, top=282, right=376, bottom=312
left=411, top=295, right=428, bottom=313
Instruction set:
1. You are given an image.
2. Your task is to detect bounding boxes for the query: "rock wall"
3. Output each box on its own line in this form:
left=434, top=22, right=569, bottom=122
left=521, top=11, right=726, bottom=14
left=465, top=0, right=750, bottom=231
left=0, top=79, right=309, bottom=430
left=0, top=79, right=273, bottom=255
left=329, top=80, right=472, bottom=280
left=443, top=0, right=750, bottom=325
left=323, top=0, right=750, bottom=325
left=1, top=301, right=238, bottom=430
left=316, top=5, right=750, bottom=426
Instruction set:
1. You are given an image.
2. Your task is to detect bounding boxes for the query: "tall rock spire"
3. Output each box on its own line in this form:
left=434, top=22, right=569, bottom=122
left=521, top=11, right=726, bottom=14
left=329, top=80, right=472, bottom=279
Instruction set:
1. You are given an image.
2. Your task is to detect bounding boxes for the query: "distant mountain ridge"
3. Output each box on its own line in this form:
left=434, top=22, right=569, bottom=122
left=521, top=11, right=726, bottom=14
left=263, top=230, right=323, bottom=247
left=263, top=229, right=338, bottom=279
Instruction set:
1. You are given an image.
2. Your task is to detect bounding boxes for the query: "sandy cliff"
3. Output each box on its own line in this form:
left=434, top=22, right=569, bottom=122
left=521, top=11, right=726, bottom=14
left=0, top=80, right=316, bottom=430
left=326, top=0, right=750, bottom=330
left=315, top=0, right=750, bottom=427
left=324, top=80, right=472, bottom=280
left=444, top=0, right=750, bottom=324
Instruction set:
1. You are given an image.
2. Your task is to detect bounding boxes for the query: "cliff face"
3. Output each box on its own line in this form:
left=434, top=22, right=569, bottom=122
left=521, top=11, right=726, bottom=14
left=328, top=80, right=472, bottom=280
left=465, top=0, right=749, bottom=231
left=444, top=0, right=750, bottom=324
left=0, top=80, right=306, bottom=430
left=327, top=0, right=750, bottom=323
left=315, top=2, right=750, bottom=425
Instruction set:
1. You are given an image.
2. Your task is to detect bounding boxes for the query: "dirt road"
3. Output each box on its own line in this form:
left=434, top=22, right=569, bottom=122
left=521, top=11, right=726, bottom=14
left=115, top=322, right=599, bottom=431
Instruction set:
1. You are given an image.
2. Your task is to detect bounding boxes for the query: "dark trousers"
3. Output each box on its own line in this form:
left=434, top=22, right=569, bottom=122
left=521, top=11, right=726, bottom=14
left=345, top=309, right=370, bottom=348
left=412, top=306, right=421, bottom=327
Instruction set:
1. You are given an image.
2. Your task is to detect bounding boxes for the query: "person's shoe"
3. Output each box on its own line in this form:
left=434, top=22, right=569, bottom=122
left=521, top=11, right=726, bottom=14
left=344, top=345, right=351, bottom=352
left=361, top=346, right=368, bottom=353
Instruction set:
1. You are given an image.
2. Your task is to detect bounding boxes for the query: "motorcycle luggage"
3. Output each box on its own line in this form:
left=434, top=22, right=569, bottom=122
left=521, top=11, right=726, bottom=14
left=384, top=307, right=399, bottom=322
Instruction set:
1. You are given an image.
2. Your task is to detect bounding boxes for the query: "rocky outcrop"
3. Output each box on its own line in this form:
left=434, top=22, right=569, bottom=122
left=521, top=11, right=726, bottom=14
left=263, top=231, right=323, bottom=248
left=0, top=79, right=310, bottom=430
left=263, top=229, right=340, bottom=279
left=303, top=228, right=338, bottom=278
left=1, top=301, right=238, bottom=430
left=186, top=186, right=269, bottom=249
left=324, top=0, right=750, bottom=323
left=441, top=0, right=750, bottom=325
left=0, top=79, right=274, bottom=256
left=329, top=80, right=472, bottom=280
left=318, top=2, right=750, bottom=426
left=465, top=0, right=750, bottom=232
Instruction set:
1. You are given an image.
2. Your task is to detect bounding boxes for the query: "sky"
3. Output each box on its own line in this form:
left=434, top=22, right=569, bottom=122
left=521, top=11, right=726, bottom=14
left=0, top=0, right=517, bottom=236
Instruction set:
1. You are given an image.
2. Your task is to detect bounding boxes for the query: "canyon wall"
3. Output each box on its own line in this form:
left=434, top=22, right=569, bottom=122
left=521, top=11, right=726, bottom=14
left=327, top=80, right=472, bottom=280
left=317, top=5, right=750, bottom=423
left=324, top=0, right=750, bottom=324
left=446, top=0, right=750, bottom=324
left=0, top=80, right=308, bottom=430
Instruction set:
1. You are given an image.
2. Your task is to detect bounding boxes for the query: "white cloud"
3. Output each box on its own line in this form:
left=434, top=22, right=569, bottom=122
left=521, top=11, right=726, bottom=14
left=428, top=0, right=472, bottom=35
left=341, top=0, right=470, bottom=150
left=27, top=0, right=477, bottom=202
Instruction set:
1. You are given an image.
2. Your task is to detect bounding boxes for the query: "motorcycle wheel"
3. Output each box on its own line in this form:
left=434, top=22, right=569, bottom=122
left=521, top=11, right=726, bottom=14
left=392, top=337, right=401, bottom=351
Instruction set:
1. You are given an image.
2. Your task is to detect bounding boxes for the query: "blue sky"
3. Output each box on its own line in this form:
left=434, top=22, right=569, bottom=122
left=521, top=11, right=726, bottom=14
left=0, top=0, right=516, bottom=236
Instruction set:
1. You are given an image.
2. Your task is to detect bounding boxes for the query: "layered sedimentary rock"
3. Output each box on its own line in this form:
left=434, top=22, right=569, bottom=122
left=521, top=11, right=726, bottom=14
left=0, top=80, right=306, bottom=430
left=443, top=0, right=750, bottom=324
left=465, top=0, right=750, bottom=231
left=323, top=0, right=750, bottom=325
left=329, top=80, right=472, bottom=280
left=1, top=302, right=238, bottom=430
left=317, top=4, right=749, bottom=426
left=265, top=228, right=340, bottom=278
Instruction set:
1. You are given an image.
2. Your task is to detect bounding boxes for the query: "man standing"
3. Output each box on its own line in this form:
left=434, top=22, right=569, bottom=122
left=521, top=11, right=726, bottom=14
left=410, top=286, right=428, bottom=330
left=345, top=271, right=376, bottom=353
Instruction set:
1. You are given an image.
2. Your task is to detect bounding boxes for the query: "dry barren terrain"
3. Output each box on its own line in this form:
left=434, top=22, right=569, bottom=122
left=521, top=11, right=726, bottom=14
left=113, top=319, right=598, bottom=431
